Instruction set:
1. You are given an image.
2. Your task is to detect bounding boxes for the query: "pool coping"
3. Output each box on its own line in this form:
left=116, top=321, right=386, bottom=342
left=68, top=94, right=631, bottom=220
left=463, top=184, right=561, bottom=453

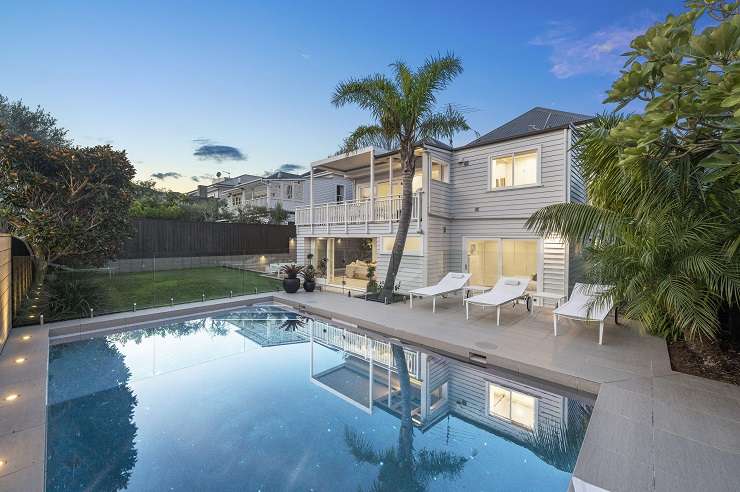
left=1, top=292, right=738, bottom=491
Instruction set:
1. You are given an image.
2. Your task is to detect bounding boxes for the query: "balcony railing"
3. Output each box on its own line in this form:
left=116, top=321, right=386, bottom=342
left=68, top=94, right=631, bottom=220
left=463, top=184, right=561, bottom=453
left=295, top=192, right=422, bottom=227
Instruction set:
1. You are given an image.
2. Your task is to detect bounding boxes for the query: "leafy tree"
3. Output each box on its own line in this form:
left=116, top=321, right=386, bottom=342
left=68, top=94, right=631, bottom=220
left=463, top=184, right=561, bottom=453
left=234, top=205, right=271, bottom=224
left=269, top=201, right=289, bottom=224
left=0, top=133, right=136, bottom=277
left=0, top=93, right=70, bottom=146
left=526, top=2, right=740, bottom=341
left=130, top=180, right=231, bottom=222
left=332, top=54, right=469, bottom=300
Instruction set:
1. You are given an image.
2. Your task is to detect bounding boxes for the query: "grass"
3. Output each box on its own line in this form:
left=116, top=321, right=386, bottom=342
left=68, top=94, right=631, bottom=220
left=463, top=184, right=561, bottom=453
left=91, top=266, right=282, bottom=312
left=15, top=266, right=283, bottom=324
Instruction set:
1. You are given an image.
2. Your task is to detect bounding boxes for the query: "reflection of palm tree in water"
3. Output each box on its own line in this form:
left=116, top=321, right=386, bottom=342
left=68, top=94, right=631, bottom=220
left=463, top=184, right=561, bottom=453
left=525, top=399, right=593, bottom=473
left=344, top=344, right=467, bottom=491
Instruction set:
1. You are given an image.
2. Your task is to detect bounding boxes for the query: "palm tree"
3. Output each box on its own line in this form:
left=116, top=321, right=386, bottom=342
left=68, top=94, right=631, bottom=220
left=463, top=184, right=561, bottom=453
left=332, top=54, right=470, bottom=301
left=526, top=114, right=739, bottom=341
left=343, top=343, right=467, bottom=491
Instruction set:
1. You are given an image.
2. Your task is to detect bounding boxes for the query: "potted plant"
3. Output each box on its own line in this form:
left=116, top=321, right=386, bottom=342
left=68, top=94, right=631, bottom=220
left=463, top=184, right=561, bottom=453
left=301, top=265, right=316, bottom=292
left=280, top=264, right=304, bottom=293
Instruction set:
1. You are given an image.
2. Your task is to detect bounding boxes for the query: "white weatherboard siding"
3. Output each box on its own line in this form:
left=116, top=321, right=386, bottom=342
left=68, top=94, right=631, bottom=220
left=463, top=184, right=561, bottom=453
left=567, top=127, right=587, bottom=293
left=451, top=130, right=568, bottom=218
left=375, top=251, right=425, bottom=293
left=307, top=175, right=354, bottom=204
left=441, top=130, right=570, bottom=303
left=425, top=216, right=450, bottom=285
left=446, top=358, right=566, bottom=443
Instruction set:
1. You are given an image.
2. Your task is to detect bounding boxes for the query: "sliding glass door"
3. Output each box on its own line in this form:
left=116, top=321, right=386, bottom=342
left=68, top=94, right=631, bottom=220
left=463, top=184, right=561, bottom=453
left=465, top=238, right=540, bottom=290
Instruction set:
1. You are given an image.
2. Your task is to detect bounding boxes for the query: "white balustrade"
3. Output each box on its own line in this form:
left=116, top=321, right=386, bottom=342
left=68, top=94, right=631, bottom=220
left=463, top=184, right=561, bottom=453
left=295, top=193, right=422, bottom=226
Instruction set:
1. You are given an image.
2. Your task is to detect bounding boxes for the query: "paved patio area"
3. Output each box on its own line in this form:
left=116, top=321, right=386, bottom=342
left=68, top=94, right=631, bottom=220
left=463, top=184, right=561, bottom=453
left=0, top=290, right=737, bottom=491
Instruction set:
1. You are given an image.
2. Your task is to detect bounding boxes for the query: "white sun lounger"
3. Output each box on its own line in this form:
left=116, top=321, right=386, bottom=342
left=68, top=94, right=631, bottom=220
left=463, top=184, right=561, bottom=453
left=553, top=283, right=614, bottom=344
left=464, top=277, right=530, bottom=325
left=409, top=272, right=471, bottom=313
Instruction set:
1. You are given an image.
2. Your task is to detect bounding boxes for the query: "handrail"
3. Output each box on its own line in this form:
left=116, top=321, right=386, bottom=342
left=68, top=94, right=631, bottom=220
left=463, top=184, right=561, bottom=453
left=295, top=192, right=422, bottom=226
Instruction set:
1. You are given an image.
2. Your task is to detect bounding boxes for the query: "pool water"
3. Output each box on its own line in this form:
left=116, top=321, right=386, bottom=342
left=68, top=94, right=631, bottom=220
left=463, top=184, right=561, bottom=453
left=46, top=305, right=593, bottom=491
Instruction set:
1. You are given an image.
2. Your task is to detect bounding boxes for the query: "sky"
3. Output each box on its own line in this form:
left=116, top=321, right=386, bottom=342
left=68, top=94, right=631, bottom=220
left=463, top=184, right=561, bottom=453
left=3, top=0, right=679, bottom=192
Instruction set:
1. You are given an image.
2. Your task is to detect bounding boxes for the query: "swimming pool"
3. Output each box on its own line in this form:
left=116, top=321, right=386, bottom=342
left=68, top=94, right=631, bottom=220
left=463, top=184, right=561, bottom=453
left=46, top=305, right=594, bottom=491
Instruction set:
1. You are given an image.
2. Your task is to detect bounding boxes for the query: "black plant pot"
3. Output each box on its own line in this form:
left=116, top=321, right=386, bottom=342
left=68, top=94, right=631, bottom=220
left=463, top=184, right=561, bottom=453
left=303, top=280, right=316, bottom=292
left=283, top=277, right=300, bottom=293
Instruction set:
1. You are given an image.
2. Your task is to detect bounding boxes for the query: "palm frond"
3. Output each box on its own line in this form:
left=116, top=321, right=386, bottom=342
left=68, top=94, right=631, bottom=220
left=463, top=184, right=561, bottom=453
left=338, top=125, right=398, bottom=154
left=417, top=104, right=470, bottom=142
left=525, top=202, right=625, bottom=244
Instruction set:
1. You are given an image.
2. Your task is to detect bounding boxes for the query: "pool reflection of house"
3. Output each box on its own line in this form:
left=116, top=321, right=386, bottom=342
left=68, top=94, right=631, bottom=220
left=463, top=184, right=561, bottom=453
left=220, top=307, right=309, bottom=347
left=304, top=320, right=593, bottom=470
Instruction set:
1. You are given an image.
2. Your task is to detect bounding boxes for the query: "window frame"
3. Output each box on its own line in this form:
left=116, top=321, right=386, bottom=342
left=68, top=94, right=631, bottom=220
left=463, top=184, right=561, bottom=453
left=488, top=145, right=542, bottom=191
left=336, top=184, right=345, bottom=203
left=285, top=183, right=293, bottom=199
left=486, top=382, right=538, bottom=431
left=379, top=234, right=424, bottom=256
left=431, top=160, right=450, bottom=184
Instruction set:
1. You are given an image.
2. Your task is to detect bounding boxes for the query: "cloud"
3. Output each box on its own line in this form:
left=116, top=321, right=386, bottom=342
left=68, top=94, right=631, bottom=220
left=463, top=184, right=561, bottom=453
left=192, top=139, right=247, bottom=161
left=531, top=17, right=653, bottom=79
left=191, top=173, right=215, bottom=182
left=276, top=163, right=305, bottom=173
left=151, top=171, right=182, bottom=180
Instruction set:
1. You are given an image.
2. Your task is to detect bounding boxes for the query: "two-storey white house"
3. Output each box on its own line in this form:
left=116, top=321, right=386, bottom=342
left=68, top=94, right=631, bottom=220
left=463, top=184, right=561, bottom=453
left=294, top=107, right=592, bottom=297
left=217, top=171, right=354, bottom=223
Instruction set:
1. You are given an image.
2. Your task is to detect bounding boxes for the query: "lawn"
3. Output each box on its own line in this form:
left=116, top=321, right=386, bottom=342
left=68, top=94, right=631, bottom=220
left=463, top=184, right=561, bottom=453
left=17, top=266, right=283, bottom=325
left=90, top=266, right=282, bottom=313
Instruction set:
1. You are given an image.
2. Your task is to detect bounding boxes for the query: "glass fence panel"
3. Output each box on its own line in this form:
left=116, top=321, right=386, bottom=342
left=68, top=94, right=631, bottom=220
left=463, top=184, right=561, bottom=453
left=12, top=250, right=288, bottom=326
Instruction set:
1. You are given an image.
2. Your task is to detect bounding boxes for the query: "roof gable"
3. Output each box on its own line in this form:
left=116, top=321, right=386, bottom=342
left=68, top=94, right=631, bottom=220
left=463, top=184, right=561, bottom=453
left=461, top=107, right=592, bottom=149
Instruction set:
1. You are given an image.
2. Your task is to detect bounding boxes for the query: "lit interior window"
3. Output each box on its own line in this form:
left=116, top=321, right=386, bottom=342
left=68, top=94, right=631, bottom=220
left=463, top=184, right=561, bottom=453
left=489, top=383, right=536, bottom=430
left=381, top=235, right=422, bottom=255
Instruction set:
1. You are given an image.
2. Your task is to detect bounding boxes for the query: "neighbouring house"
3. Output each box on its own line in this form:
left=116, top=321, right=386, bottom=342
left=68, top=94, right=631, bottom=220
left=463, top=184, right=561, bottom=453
left=221, top=170, right=354, bottom=223
left=186, top=173, right=263, bottom=200
left=294, top=107, right=593, bottom=298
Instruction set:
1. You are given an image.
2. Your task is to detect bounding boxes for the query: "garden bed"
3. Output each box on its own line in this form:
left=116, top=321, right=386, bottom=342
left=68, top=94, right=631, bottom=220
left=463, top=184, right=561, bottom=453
left=668, top=339, right=740, bottom=386
left=359, top=292, right=408, bottom=304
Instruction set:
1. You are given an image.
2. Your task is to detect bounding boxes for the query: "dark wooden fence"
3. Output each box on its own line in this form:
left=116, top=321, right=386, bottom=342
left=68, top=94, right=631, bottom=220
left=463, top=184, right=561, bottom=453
left=12, top=256, right=32, bottom=318
left=119, top=219, right=295, bottom=258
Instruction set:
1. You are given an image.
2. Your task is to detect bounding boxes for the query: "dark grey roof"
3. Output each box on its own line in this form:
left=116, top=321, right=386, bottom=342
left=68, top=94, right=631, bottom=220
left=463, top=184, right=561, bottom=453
left=460, top=107, right=593, bottom=149
left=264, top=171, right=302, bottom=180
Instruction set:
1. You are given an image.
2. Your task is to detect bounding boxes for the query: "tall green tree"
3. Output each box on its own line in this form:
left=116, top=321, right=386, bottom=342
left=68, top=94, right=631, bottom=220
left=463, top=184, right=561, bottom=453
left=332, top=54, right=469, bottom=299
left=0, top=133, right=136, bottom=277
left=526, top=1, right=740, bottom=341
left=0, top=93, right=70, bottom=146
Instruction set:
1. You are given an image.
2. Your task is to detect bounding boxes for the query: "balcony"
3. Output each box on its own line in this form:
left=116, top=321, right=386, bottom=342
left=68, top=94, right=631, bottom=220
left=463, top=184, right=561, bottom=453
left=295, top=192, right=422, bottom=227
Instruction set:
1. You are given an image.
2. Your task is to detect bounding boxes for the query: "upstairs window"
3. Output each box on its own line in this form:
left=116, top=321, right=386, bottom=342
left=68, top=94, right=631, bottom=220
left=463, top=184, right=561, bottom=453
left=336, top=184, right=345, bottom=202
left=431, top=161, right=449, bottom=183
left=490, top=149, right=538, bottom=190
left=231, top=195, right=242, bottom=207
left=285, top=184, right=293, bottom=199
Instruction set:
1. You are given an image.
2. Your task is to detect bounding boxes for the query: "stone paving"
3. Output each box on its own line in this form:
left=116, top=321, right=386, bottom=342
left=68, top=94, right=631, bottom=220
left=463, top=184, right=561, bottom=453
left=0, top=290, right=738, bottom=491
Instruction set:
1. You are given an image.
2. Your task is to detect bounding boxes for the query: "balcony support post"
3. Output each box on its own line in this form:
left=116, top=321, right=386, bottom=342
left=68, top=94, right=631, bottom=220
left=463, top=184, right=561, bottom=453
left=309, top=167, right=314, bottom=233
left=388, top=156, right=393, bottom=233
left=369, top=149, right=375, bottom=222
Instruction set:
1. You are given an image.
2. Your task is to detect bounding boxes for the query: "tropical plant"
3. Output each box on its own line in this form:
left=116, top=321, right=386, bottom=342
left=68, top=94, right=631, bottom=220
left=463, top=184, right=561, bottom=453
left=332, top=53, right=470, bottom=301
left=280, top=264, right=304, bottom=279
left=317, top=257, right=328, bottom=277
left=526, top=2, right=740, bottom=341
left=300, top=264, right=316, bottom=283
left=130, top=180, right=230, bottom=222
left=343, top=343, right=467, bottom=491
left=45, top=272, right=106, bottom=320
